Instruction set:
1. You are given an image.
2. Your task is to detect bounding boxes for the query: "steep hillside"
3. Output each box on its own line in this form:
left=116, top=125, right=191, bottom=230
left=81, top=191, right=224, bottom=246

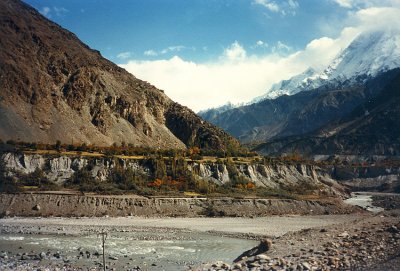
left=0, top=0, right=239, bottom=151
left=254, top=69, right=400, bottom=156
left=201, top=82, right=375, bottom=143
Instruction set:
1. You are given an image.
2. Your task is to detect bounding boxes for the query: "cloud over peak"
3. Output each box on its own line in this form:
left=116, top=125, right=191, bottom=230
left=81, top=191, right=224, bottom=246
left=119, top=5, right=400, bottom=112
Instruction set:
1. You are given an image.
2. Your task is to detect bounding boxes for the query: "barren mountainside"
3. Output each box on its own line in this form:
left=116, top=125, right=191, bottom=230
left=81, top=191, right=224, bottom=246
left=0, top=0, right=240, bottom=151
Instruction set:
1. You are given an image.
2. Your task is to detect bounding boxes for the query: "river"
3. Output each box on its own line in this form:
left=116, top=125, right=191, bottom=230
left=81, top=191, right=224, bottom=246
left=344, top=192, right=385, bottom=213
left=1, top=191, right=387, bottom=271
left=0, top=229, right=256, bottom=270
left=0, top=214, right=359, bottom=270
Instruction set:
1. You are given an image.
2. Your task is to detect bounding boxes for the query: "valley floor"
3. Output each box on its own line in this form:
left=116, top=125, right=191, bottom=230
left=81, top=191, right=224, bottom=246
left=0, top=214, right=364, bottom=271
left=0, top=193, right=399, bottom=270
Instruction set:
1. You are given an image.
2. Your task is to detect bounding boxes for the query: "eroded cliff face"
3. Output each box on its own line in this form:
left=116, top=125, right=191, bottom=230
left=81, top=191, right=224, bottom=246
left=1, top=152, right=344, bottom=196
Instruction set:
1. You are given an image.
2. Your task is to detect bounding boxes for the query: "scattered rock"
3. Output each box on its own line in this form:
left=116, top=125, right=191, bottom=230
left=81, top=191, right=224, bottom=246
left=39, top=252, right=46, bottom=259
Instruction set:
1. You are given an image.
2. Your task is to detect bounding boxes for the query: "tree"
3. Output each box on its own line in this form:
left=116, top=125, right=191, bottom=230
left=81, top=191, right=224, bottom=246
left=55, top=140, right=62, bottom=151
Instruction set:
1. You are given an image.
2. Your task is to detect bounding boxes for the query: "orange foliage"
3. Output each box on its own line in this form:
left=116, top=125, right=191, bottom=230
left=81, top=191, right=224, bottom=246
left=147, top=177, right=185, bottom=189
left=147, top=179, right=163, bottom=187
left=188, top=147, right=200, bottom=156
left=246, top=182, right=255, bottom=189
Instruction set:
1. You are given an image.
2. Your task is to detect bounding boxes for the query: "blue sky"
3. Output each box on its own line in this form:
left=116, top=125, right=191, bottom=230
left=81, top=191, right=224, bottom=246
left=23, top=0, right=400, bottom=111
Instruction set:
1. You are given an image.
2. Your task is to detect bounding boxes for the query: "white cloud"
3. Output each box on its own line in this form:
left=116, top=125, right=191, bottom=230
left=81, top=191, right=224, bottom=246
left=161, top=45, right=185, bottom=54
left=40, top=7, right=51, bottom=16
left=117, top=51, right=132, bottom=59
left=254, top=0, right=299, bottom=16
left=333, top=0, right=400, bottom=9
left=271, top=41, right=292, bottom=54
left=53, top=7, right=68, bottom=16
left=144, top=45, right=187, bottom=57
left=334, top=0, right=353, bottom=8
left=253, top=40, right=269, bottom=49
left=39, top=6, right=68, bottom=17
left=119, top=6, right=400, bottom=112
left=144, top=50, right=158, bottom=56
left=222, top=41, right=247, bottom=61
left=288, top=0, right=299, bottom=9
left=254, top=0, right=280, bottom=12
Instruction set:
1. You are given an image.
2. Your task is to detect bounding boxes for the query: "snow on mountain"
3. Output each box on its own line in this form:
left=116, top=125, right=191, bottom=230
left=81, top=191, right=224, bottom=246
left=251, top=67, right=317, bottom=102
left=255, top=29, right=400, bottom=102
left=198, top=102, right=237, bottom=114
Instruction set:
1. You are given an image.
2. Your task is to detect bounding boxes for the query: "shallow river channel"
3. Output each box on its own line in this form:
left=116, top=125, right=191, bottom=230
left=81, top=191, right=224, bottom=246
left=0, top=229, right=257, bottom=270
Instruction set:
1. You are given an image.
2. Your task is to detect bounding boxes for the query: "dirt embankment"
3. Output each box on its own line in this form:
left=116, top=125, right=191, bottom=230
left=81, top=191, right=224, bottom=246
left=0, top=193, right=361, bottom=217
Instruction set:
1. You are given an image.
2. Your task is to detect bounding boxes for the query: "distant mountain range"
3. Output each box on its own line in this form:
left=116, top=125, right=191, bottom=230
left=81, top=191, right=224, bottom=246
left=0, top=0, right=240, bottom=152
left=199, top=29, right=400, bottom=155
left=253, top=30, right=400, bottom=102
left=254, top=69, right=400, bottom=156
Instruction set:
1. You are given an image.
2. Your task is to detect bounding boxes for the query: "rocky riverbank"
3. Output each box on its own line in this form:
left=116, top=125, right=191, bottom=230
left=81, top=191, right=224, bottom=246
left=0, top=193, right=361, bottom=217
left=372, top=194, right=400, bottom=210
left=197, top=210, right=400, bottom=271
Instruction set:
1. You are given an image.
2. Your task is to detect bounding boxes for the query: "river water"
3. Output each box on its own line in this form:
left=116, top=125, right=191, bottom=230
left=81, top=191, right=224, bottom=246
left=344, top=192, right=385, bottom=213
left=0, top=229, right=257, bottom=270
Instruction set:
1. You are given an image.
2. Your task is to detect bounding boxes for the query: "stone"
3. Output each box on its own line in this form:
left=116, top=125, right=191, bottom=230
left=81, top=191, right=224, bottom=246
left=109, top=256, right=119, bottom=260
left=221, top=263, right=230, bottom=269
left=301, top=262, right=311, bottom=270
left=387, top=226, right=400, bottom=234
left=257, top=254, right=271, bottom=261
left=54, top=252, right=61, bottom=258
left=32, top=204, right=41, bottom=211
left=39, top=252, right=46, bottom=259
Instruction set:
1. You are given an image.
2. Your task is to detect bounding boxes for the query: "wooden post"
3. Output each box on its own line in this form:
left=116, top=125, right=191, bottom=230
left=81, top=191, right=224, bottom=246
left=98, top=230, right=107, bottom=271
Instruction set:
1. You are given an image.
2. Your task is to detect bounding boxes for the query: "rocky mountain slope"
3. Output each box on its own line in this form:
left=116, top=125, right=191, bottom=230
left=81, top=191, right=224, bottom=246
left=199, top=30, right=400, bottom=152
left=254, top=69, right=400, bottom=156
left=0, top=0, right=239, bottom=151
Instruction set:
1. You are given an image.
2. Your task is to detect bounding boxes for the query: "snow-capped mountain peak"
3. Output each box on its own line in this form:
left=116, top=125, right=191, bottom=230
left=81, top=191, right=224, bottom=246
left=251, top=67, right=318, bottom=102
left=256, top=29, right=400, bottom=102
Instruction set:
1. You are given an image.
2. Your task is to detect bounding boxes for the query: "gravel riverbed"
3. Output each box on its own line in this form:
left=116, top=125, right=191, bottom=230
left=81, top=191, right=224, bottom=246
left=197, top=210, right=400, bottom=271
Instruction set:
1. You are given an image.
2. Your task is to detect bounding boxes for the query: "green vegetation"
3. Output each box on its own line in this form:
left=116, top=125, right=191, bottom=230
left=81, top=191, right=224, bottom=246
left=0, top=140, right=361, bottom=199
